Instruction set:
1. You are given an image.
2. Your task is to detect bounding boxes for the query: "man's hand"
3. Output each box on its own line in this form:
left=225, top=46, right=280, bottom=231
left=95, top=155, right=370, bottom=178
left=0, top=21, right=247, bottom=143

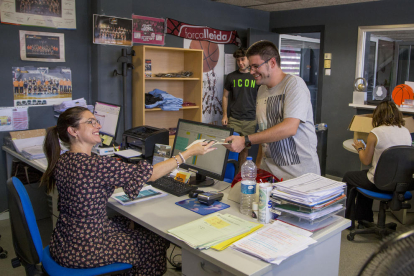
left=222, top=115, right=228, bottom=126
left=224, top=135, right=245, bottom=153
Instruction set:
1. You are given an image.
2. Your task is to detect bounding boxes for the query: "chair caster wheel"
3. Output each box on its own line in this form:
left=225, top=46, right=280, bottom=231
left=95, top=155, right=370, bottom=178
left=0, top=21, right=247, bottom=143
left=0, top=250, right=7, bottom=259
left=347, top=234, right=355, bottom=241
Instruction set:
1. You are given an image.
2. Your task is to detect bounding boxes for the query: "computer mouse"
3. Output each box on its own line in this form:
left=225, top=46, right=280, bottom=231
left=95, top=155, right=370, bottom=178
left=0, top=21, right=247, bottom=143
left=189, top=190, right=204, bottom=198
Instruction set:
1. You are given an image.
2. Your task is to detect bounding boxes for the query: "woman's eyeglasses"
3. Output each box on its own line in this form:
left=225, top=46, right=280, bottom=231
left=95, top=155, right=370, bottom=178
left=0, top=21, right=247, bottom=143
left=81, top=119, right=100, bottom=127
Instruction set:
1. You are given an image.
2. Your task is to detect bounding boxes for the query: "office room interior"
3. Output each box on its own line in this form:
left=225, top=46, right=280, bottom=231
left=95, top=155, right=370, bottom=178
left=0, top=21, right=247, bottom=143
left=2, top=0, right=414, bottom=275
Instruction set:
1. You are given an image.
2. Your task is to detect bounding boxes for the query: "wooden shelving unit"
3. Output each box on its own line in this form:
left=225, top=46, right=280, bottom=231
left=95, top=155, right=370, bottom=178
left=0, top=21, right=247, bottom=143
left=132, top=46, right=203, bottom=145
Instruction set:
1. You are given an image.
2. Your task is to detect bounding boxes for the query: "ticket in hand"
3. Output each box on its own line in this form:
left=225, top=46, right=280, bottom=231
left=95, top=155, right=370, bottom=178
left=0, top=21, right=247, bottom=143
left=185, top=139, right=231, bottom=149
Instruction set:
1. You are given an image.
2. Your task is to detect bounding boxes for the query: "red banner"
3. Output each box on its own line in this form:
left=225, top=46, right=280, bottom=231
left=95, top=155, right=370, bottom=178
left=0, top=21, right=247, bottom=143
left=166, top=18, right=241, bottom=46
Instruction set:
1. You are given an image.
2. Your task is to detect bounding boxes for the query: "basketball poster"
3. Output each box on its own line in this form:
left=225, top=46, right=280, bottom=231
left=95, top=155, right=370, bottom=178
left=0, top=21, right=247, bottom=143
left=132, top=15, right=165, bottom=46
left=19, top=30, right=65, bottom=62
left=93, top=14, right=132, bottom=46
left=184, top=39, right=224, bottom=125
left=12, top=66, right=72, bottom=107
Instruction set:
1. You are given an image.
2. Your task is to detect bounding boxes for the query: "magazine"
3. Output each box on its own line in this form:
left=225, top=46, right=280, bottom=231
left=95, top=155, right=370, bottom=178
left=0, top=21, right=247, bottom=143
left=111, top=186, right=168, bottom=205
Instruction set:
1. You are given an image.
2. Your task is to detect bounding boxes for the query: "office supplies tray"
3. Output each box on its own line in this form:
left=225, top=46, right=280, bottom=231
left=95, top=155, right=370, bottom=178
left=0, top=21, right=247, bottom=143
left=270, top=206, right=346, bottom=224
left=147, top=175, right=197, bottom=197
left=270, top=194, right=346, bottom=213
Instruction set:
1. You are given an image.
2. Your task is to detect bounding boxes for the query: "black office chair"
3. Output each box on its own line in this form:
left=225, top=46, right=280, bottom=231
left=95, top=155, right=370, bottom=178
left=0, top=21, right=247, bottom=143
left=358, top=225, right=414, bottom=276
left=224, top=132, right=239, bottom=183
left=347, top=146, right=414, bottom=241
left=7, top=177, right=132, bottom=276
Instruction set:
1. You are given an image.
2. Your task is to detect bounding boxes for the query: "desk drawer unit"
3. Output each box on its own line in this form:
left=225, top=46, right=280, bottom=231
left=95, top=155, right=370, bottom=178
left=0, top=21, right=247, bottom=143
left=182, top=249, right=234, bottom=276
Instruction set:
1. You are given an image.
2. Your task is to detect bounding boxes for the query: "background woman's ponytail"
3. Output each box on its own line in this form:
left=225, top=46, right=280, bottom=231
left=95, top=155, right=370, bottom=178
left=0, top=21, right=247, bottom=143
left=41, top=126, right=61, bottom=193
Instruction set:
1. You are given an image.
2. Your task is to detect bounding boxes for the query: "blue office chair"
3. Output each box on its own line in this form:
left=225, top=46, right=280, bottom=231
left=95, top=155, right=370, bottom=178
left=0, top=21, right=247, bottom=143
left=224, top=132, right=240, bottom=183
left=347, top=146, right=414, bottom=241
left=7, top=177, right=132, bottom=276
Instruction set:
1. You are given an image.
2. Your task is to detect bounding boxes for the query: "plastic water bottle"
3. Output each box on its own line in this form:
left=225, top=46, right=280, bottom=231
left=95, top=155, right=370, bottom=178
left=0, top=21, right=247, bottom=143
left=240, top=156, right=257, bottom=216
left=315, top=123, right=327, bottom=131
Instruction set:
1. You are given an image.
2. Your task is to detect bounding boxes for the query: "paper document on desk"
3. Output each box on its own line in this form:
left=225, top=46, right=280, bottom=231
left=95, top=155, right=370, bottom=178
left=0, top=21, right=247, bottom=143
left=114, top=149, right=142, bottom=158
left=275, top=173, right=345, bottom=196
left=231, top=221, right=316, bottom=265
left=185, top=139, right=230, bottom=149
left=168, top=213, right=261, bottom=249
left=111, top=186, right=167, bottom=205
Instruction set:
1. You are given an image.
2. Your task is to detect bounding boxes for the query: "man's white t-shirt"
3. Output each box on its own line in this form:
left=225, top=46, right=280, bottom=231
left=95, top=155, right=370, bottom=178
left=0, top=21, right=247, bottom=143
left=256, top=74, right=320, bottom=180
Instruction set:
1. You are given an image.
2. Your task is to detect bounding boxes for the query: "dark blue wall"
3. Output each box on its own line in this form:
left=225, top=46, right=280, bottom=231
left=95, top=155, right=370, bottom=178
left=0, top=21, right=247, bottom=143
left=0, top=0, right=91, bottom=212
left=0, top=0, right=269, bottom=211
left=269, top=0, right=414, bottom=177
left=92, top=0, right=270, bottom=137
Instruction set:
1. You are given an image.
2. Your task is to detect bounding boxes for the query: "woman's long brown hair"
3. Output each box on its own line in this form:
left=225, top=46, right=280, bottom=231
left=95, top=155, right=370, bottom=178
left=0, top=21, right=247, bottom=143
left=372, top=101, right=405, bottom=128
left=41, top=106, right=89, bottom=193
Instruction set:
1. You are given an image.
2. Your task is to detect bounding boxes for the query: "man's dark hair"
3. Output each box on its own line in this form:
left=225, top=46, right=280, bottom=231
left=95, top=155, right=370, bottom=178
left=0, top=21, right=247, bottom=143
left=246, top=40, right=281, bottom=67
left=233, top=48, right=247, bottom=59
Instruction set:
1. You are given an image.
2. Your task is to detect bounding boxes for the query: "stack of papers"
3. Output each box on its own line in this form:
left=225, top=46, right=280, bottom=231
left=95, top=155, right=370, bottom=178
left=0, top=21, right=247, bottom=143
left=168, top=213, right=262, bottom=249
left=231, top=221, right=316, bottom=265
left=273, top=173, right=345, bottom=205
left=21, top=145, right=45, bottom=160
left=271, top=173, right=346, bottom=223
left=111, top=186, right=167, bottom=205
left=53, top=98, right=94, bottom=116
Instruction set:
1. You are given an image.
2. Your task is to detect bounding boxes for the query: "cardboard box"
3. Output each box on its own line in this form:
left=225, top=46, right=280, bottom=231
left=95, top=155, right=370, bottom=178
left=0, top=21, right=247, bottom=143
left=348, top=114, right=414, bottom=142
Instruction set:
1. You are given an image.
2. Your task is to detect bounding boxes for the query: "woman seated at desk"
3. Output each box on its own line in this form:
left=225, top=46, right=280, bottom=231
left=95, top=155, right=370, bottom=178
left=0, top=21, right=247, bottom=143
left=40, top=106, right=216, bottom=275
left=343, top=101, right=412, bottom=228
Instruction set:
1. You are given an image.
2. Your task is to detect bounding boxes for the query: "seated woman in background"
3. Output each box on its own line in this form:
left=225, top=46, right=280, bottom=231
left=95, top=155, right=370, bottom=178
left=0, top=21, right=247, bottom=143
left=40, top=106, right=216, bottom=275
left=343, top=101, right=412, bottom=228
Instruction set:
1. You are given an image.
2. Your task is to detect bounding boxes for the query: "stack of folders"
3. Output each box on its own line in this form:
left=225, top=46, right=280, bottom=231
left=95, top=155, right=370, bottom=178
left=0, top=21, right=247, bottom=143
left=270, top=173, right=346, bottom=229
left=167, top=213, right=263, bottom=250
left=231, top=221, right=316, bottom=265
left=21, top=145, right=46, bottom=160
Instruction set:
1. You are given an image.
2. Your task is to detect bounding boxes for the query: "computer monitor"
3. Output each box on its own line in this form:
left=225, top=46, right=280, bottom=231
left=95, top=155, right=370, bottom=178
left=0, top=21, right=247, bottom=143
left=93, top=101, right=121, bottom=139
left=171, top=119, right=233, bottom=187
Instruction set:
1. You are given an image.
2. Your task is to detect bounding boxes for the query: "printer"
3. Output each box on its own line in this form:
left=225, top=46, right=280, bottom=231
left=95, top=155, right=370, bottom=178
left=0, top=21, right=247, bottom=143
left=122, top=126, right=169, bottom=159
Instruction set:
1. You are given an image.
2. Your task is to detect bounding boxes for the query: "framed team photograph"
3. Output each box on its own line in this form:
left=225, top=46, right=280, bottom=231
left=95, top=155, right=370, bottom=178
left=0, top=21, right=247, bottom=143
left=93, top=14, right=132, bottom=46
left=19, top=30, right=65, bottom=62
left=15, top=0, right=62, bottom=18
left=12, top=66, right=72, bottom=107
left=1, top=0, right=76, bottom=29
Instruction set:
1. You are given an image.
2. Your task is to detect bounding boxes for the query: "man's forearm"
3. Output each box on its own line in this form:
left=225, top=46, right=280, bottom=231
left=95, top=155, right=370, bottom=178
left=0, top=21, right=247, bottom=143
left=249, top=118, right=300, bottom=145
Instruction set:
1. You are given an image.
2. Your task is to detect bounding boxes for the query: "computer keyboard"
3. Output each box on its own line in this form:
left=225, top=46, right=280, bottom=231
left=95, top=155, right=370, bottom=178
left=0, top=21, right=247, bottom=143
left=148, top=175, right=197, bottom=197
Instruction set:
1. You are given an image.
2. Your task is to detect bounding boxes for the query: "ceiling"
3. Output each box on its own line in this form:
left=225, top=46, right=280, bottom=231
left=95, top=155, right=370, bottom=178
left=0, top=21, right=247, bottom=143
left=211, top=0, right=381, bottom=12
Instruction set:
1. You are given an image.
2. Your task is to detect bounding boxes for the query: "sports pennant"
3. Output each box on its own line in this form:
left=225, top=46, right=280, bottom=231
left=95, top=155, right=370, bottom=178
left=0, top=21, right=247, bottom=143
left=166, top=18, right=241, bottom=46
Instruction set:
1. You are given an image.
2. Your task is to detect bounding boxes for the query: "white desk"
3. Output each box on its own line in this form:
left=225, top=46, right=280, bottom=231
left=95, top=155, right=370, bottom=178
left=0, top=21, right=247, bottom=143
left=342, top=139, right=357, bottom=154
left=108, top=181, right=350, bottom=276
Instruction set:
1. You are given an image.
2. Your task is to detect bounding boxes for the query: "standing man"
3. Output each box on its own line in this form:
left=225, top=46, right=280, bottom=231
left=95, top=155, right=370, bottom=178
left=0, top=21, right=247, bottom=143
left=225, top=41, right=320, bottom=180
left=222, top=48, right=258, bottom=172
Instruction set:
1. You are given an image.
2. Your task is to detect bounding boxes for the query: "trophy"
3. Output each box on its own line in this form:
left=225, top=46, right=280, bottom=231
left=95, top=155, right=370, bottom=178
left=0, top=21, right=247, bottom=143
left=353, top=77, right=367, bottom=104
